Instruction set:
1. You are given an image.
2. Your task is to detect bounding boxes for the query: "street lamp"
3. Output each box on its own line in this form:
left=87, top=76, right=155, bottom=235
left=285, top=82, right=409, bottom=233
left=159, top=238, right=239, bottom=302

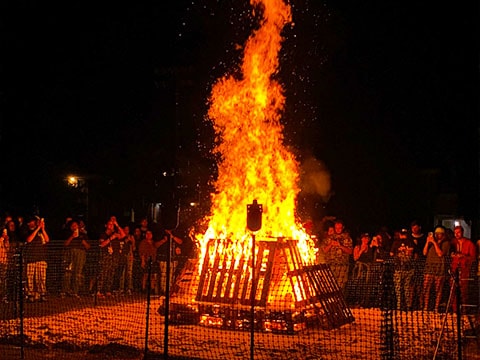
left=67, top=176, right=79, bottom=188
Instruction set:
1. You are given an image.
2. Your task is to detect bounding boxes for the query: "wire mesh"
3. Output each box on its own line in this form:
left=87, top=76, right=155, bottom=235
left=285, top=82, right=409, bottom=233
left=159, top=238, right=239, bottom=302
left=0, top=242, right=478, bottom=359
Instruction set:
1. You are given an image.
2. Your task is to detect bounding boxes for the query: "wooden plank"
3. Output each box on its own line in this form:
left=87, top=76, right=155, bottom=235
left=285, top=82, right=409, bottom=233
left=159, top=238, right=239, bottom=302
left=195, top=239, right=215, bottom=301
left=259, top=241, right=276, bottom=306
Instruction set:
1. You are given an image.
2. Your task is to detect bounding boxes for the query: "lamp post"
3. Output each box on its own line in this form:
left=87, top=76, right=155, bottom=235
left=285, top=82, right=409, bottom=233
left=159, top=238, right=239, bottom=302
left=246, top=199, right=262, bottom=360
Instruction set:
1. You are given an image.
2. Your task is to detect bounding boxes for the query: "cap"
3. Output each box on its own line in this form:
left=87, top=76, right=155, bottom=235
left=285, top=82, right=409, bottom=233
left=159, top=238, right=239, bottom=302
left=400, top=228, right=408, bottom=234
left=434, top=227, right=445, bottom=234
left=360, top=232, right=369, bottom=238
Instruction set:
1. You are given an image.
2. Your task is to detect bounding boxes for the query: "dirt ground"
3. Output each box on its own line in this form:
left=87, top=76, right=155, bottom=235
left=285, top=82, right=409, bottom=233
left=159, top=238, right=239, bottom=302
left=0, top=293, right=479, bottom=360
left=0, top=342, right=200, bottom=360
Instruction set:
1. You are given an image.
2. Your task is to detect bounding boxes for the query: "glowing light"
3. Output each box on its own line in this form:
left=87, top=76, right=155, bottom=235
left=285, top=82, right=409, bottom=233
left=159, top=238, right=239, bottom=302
left=67, top=176, right=79, bottom=187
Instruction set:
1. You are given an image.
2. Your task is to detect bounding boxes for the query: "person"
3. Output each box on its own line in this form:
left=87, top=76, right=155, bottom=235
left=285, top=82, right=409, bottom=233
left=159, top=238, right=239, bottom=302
left=58, top=216, right=74, bottom=239
left=2, top=214, right=13, bottom=229
left=132, top=226, right=143, bottom=292
left=476, top=237, right=480, bottom=307
left=450, top=225, right=476, bottom=311
left=408, top=220, right=427, bottom=310
left=138, top=230, right=158, bottom=293
left=22, top=216, right=50, bottom=302
left=156, top=228, right=183, bottom=295
left=421, top=226, right=450, bottom=311
left=5, top=220, right=22, bottom=302
left=61, top=220, right=90, bottom=297
left=117, top=225, right=135, bottom=294
left=350, top=233, right=375, bottom=307
left=390, top=228, right=416, bottom=310
left=78, top=219, right=88, bottom=237
left=370, top=229, right=391, bottom=262
left=17, top=216, right=27, bottom=235
left=97, top=217, right=125, bottom=298
left=322, top=219, right=353, bottom=294
left=138, top=218, right=151, bottom=241
left=316, top=223, right=334, bottom=264
left=0, top=225, right=9, bottom=302
left=409, top=220, right=427, bottom=259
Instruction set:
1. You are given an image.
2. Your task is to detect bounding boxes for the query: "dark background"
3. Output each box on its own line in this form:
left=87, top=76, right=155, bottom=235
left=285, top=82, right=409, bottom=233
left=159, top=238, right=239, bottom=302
left=1, top=1, right=478, bottom=238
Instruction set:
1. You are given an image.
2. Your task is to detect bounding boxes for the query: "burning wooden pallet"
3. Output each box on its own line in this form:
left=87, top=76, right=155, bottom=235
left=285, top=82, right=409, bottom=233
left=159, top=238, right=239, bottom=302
left=164, top=238, right=354, bottom=332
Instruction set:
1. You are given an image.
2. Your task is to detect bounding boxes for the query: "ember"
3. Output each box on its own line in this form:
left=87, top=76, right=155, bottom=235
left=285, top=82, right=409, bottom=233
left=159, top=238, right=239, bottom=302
left=166, top=0, right=353, bottom=332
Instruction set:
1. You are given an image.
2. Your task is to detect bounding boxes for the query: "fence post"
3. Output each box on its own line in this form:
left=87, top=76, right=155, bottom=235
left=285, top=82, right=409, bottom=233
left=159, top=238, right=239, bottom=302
left=144, top=257, right=152, bottom=359
left=16, top=247, right=25, bottom=360
left=454, top=268, right=462, bottom=360
left=380, top=259, right=395, bottom=360
left=163, top=233, right=174, bottom=360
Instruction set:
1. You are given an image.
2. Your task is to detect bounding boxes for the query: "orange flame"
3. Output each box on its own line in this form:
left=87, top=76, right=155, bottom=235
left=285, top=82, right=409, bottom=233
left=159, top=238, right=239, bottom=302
left=198, top=0, right=315, bottom=269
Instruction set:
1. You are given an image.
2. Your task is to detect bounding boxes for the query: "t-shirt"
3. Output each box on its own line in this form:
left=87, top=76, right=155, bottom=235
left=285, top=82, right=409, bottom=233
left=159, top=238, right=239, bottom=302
left=424, top=239, right=450, bottom=276
left=324, top=233, right=353, bottom=265
left=23, top=230, right=48, bottom=264
left=139, top=239, right=157, bottom=263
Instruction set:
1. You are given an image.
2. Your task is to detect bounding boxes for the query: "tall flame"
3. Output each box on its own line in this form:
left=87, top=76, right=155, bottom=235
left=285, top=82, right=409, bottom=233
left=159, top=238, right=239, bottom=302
left=199, top=0, right=315, bottom=266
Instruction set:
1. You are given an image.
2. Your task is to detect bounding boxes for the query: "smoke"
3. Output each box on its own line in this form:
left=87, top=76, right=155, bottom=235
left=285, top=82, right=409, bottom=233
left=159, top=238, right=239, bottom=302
left=300, top=156, right=331, bottom=202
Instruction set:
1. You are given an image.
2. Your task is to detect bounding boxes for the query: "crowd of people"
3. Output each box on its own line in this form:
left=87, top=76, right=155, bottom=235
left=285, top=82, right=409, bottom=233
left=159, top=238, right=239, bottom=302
left=0, top=213, right=478, bottom=313
left=315, top=219, right=479, bottom=312
left=0, top=214, right=186, bottom=303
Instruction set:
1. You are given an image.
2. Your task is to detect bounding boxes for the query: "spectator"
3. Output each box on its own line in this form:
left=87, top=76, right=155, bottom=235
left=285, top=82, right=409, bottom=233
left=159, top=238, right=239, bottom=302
left=138, top=217, right=151, bottom=241
left=316, top=223, right=334, bottom=264
left=132, top=227, right=143, bottom=292
left=97, top=217, right=125, bottom=298
left=409, top=220, right=427, bottom=310
left=78, top=219, right=88, bottom=237
left=450, top=225, right=476, bottom=311
left=61, top=220, right=91, bottom=297
left=370, top=230, right=391, bottom=262
left=156, top=229, right=183, bottom=295
left=117, top=225, right=135, bottom=295
left=422, top=226, right=450, bottom=311
left=5, top=220, right=22, bottom=302
left=17, top=216, right=27, bottom=235
left=58, top=216, right=74, bottom=239
left=350, top=233, right=375, bottom=307
left=138, top=230, right=158, bottom=293
left=390, top=228, right=415, bottom=310
left=23, top=216, right=50, bottom=302
left=0, top=226, right=9, bottom=302
left=322, top=219, right=353, bottom=294
left=409, top=220, right=427, bottom=259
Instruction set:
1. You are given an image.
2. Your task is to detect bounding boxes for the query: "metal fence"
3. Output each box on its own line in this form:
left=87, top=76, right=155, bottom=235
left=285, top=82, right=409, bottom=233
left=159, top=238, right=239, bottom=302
left=0, top=242, right=478, bottom=359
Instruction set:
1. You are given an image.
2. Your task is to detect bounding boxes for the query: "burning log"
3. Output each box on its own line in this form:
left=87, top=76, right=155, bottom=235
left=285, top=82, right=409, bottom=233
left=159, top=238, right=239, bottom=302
left=162, top=238, right=354, bottom=332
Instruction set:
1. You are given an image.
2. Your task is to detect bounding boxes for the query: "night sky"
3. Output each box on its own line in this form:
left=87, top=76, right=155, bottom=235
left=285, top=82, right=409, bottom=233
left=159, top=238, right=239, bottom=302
left=1, top=1, right=478, bottom=236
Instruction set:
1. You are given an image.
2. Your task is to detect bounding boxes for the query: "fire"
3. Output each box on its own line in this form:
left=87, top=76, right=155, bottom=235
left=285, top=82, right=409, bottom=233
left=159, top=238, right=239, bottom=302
left=198, top=0, right=315, bottom=270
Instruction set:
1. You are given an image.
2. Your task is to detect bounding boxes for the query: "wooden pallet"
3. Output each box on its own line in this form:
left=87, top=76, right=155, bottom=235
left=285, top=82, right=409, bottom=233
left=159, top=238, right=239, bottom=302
left=194, top=238, right=354, bottom=329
